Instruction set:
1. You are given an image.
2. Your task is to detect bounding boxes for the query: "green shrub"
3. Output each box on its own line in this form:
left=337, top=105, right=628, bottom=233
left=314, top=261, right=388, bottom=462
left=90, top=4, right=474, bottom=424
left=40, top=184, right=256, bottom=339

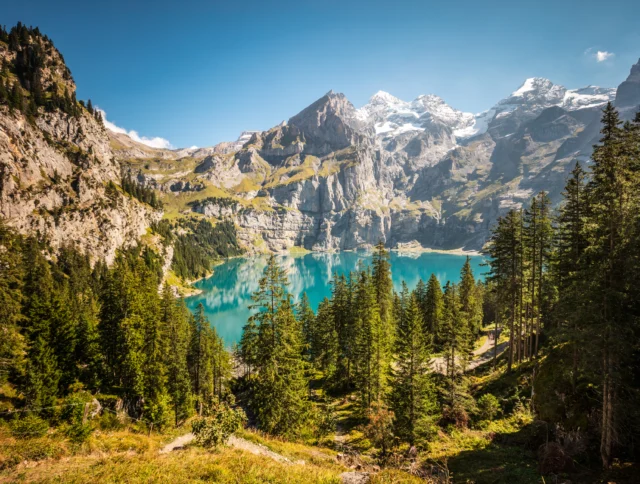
left=64, top=421, right=93, bottom=444
left=10, top=414, right=49, bottom=438
left=97, top=411, right=125, bottom=431
left=477, top=394, right=501, bottom=421
left=362, top=402, right=396, bottom=455
left=312, top=404, right=336, bottom=441
left=192, top=401, right=247, bottom=449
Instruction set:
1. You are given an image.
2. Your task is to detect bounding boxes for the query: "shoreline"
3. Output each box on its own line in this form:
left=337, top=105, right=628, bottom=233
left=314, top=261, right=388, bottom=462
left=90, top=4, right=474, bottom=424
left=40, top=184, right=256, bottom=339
left=175, top=246, right=483, bottom=297
left=391, top=247, right=482, bottom=256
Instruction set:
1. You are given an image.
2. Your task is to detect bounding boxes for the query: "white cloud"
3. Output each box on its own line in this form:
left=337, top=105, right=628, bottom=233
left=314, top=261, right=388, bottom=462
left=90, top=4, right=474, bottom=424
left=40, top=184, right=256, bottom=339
left=189, top=145, right=198, bottom=150
left=97, top=109, right=173, bottom=149
left=596, top=51, right=614, bottom=62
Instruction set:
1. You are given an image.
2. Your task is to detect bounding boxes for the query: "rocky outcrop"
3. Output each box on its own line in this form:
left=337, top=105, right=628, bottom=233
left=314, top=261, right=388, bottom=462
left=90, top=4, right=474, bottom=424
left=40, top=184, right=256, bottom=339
left=615, top=58, right=640, bottom=115
left=0, top=107, right=160, bottom=263
left=0, top=28, right=159, bottom=263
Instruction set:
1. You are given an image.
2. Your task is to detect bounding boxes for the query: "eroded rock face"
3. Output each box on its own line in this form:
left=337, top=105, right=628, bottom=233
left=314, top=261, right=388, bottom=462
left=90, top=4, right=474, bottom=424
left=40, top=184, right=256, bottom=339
left=0, top=107, right=159, bottom=264
left=615, top=58, right=640, bottom=114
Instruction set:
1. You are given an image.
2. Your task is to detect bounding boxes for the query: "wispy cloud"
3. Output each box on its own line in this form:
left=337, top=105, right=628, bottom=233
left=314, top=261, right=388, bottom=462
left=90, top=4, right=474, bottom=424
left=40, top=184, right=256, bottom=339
left=584, top=48, right=615, bottom=63
left=97, top=109, right=173, bottom=149
left=596, top=51, right=614, bottom=62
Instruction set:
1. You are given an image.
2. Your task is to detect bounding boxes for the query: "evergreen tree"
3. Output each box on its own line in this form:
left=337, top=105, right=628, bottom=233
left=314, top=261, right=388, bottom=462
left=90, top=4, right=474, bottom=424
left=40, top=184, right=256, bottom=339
left=21, top=237, right=60, bottom=408
left=581, top=103, right=639, bottom=468
left=161, top=286, right=193, bottom=426
left=390, top=294, right=436, bottom=446
left=297, top=292, right=316, bottom=363
left=484, top=210, right=524, bottom=371
left=314, top=297, right=338, bottom=379
left=0, top=222, right=26, bottom=383
left=242, top=256, right=309, bottom=436
left=440, top=282, right=472, bottom=407
left=459, top=257, right=482, bottom=338
left=331, top=272, right=356, bottom=390
left=421, top=274, right=444, bottom=348
left=353, top=269, right=386, bottom=412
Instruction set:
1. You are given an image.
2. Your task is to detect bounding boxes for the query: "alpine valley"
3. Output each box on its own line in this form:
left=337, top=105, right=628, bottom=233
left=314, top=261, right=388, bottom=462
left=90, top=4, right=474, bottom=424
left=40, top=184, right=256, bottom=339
left=2, top=26, right=640, bottom=267
left=3, top=18, right=640, bottom=484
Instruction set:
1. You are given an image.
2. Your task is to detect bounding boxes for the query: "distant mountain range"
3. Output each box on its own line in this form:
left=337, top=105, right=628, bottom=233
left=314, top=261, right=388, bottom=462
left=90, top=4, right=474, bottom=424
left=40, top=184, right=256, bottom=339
left=2, top=24, right=639, bottom=258
left=116, top=58, right=639, bottom=252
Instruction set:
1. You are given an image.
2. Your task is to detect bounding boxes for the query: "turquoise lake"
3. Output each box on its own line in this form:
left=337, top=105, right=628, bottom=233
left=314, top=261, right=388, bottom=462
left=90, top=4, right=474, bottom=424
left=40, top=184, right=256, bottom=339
left=185, top=252, right=487, bottom=346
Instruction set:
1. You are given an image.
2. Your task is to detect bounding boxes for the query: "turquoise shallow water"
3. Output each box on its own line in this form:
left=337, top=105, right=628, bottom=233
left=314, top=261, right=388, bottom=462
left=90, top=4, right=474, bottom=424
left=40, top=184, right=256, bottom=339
left=185, top=252, right=487, bottom=346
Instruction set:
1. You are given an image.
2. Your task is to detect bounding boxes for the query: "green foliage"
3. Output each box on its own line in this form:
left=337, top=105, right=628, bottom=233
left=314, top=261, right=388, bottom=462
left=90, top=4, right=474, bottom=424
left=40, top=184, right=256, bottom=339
left=241, top=255, right=310, bottom=437
left=390, top=289, right=436, bottom=446
left=415, top=274, right=444, bottom=348
left=484, top=104, right=640, bottom=469
left=188, top=304, right=231, bottom=414
left=10, top=414, right=49, bottom=438
left=170, top=218, right=243, bottom=281
left=0, top=23, right=81, bottom=118
left=192, top=401, right=246, bottom=449
left=121, top=173, right=163, bottom=209
left=0, top=221, right=26, bottom=384
left=311, top=404, right=336, bottom=441
left=477, top=393, right=500, bottom=421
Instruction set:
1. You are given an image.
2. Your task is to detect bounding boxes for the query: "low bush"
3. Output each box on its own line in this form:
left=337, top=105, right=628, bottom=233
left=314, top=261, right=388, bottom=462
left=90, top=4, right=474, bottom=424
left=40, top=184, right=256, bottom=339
left=192, top=401, right=247, bottom=449
left=477, top=393, right=501, bottom=421
left=10, top=414, right=49, bottom=438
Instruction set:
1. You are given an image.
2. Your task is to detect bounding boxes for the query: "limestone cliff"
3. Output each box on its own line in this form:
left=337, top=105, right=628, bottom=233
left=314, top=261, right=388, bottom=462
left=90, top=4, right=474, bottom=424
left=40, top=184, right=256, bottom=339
left=0, top=25, right=159, bottom=263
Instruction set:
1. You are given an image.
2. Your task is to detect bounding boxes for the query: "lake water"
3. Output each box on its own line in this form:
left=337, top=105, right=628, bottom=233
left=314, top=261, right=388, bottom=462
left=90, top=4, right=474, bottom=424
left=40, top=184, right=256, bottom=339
left=185, top=252, right=487, bottom=346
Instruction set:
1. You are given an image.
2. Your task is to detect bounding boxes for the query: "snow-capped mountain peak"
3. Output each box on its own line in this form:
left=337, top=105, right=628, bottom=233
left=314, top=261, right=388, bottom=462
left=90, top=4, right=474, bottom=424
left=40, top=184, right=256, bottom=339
left=358, top=91, right=474, bottom=137
left=510, top=77, right=554, bottom=97
left=354, top=76, right=615, bottom=142
left=369, top=90, right=407, bottom=106
left=504, top=77, right=564, bottom=105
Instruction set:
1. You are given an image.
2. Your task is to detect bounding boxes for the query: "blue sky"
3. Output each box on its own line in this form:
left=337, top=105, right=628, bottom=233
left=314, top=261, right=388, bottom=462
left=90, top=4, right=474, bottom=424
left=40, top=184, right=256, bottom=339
left=2, top=0, right=639, bottom=148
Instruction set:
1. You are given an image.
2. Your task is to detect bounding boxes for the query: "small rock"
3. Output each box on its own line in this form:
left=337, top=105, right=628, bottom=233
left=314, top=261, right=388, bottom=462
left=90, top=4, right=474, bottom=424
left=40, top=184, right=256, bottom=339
left=339, top=471, right=370, bottom=484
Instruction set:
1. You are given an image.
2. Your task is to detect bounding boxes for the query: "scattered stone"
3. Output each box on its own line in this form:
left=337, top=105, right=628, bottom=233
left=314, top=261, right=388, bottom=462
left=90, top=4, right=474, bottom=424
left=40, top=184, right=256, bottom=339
left=339, top=471, right=370, bottom=484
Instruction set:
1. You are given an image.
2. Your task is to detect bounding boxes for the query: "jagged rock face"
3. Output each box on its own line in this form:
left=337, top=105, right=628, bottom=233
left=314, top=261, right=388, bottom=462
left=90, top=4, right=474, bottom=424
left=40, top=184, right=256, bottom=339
left=0, top=31, right=159, bottom=264
left=615, top=59, right=640, bottom=114
left=115, top=60, right=639, bottom=253
left=0, top=108, right=160, bottom=263
left=253, top=92, right=375, bottom=163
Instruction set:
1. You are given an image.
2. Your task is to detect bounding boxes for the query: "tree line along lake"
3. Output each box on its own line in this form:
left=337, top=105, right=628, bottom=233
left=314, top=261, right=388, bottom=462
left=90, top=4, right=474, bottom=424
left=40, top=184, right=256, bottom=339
left=186, top=251, right=487, bottom=346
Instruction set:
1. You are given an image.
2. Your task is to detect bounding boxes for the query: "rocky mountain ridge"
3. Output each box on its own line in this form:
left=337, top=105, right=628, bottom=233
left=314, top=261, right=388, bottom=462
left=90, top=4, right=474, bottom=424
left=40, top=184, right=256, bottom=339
left=119, top=58, right=640, bottom=254
left=2, top=24, right=638, bottom=259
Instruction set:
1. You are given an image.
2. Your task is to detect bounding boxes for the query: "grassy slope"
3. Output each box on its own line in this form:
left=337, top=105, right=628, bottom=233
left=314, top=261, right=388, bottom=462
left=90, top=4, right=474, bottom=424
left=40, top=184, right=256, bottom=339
left=0, top=424, right=423, bottom=483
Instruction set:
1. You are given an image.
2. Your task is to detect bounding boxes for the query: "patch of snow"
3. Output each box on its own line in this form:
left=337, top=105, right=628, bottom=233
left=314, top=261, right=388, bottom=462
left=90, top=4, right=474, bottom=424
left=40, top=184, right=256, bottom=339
left=375, top=121, right=424, bottom=136
left=453, top=109, right=496, bottom=138
left=561, top=86, right=616, bottom=111
left=511, top=78, right=537, bottom=97
left=359, top=91, right=475, bottom=137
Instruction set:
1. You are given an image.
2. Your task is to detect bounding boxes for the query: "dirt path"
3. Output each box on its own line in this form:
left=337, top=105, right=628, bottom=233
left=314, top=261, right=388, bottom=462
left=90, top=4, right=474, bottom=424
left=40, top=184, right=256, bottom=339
left=227, top=435, right=298, bottom=464
left=160, top=432, right=195, bottom=454
left=160, top=432, right=303, bottom=465
left=431, top=331, right=507, bottom=374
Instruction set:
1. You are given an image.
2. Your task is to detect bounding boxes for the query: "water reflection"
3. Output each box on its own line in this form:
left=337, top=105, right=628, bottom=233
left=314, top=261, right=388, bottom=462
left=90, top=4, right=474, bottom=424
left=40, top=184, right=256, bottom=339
left=186, top=252, right=487, bottom=346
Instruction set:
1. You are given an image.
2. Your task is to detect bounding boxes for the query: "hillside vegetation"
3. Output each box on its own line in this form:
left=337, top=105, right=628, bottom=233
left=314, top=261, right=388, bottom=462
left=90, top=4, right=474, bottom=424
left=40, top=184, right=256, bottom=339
left=1, top=21, right=640, bottom=484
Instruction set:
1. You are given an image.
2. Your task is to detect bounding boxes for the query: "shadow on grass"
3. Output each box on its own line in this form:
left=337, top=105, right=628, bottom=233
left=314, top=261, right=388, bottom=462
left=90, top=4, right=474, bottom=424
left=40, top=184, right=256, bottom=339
left=445, top=423, right=541, bottom=484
